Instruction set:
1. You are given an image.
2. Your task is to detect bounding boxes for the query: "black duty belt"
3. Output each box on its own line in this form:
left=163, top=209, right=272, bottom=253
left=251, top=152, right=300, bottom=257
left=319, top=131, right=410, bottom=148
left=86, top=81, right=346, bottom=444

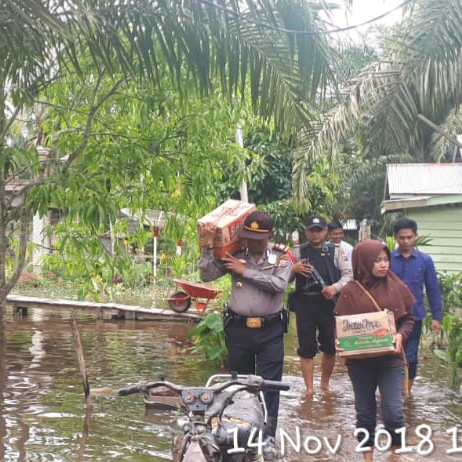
left=225, top=309, right=283, bottom=329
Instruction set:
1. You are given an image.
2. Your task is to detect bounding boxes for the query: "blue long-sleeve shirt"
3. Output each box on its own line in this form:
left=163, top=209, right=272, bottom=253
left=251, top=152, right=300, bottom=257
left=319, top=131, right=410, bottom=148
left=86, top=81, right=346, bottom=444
left=390, top=248, right=443, bottom=322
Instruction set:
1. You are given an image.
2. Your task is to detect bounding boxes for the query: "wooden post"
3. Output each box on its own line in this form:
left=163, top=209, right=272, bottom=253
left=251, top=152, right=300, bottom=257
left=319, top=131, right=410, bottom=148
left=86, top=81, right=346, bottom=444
left=153, top=226, right=159, bottom=280
left=124, top=310, right=136, bottom=320
left=13, top=306, right=28, bottom=317
left=0, top=302, right=5, bottom=343
left=70, top=311, right=92, bottom=409
left=418, top=114, right=462, bottom=150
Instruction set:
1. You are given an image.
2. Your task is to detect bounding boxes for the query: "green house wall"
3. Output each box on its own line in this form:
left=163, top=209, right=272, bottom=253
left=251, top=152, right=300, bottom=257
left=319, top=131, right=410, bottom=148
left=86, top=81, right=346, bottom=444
left=403, top=205, right=462, bottom=274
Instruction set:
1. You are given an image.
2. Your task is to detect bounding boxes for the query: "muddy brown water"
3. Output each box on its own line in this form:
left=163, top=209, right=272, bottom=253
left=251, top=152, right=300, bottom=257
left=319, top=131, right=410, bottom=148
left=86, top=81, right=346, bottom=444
left=1, top=308, right=461, bottom=461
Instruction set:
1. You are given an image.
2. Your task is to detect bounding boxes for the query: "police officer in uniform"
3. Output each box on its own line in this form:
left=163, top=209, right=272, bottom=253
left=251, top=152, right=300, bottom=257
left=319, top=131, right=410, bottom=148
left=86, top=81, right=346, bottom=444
left=198, top=210, right=292, bottom=461
left=291, top=215, right=352, bottom=395
left=327, top=219, right=354, bottom=264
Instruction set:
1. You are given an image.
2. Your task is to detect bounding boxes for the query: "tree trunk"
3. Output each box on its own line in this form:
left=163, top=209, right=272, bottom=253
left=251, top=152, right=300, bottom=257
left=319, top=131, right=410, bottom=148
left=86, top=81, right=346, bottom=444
left=0, top=341, right=5, bottom=459
left=0, top=301, right=5, bottom=344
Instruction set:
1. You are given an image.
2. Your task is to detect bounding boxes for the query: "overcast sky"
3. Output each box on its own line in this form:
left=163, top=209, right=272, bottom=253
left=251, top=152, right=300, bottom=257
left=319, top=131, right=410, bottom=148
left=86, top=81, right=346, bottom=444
left=333, top=0, right=404, bottom=25
left=326, top=0, right=405, bottom=42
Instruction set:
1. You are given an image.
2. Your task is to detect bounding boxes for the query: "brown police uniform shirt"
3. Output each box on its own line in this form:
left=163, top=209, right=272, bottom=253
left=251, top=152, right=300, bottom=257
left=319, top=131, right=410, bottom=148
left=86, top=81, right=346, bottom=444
left=198, top=243, right=293, bottom=317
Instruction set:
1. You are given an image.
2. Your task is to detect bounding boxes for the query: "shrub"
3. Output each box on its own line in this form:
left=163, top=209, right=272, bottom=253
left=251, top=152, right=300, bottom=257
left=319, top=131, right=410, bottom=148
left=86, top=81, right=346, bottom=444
left=186, top=311, right=227, bottom=367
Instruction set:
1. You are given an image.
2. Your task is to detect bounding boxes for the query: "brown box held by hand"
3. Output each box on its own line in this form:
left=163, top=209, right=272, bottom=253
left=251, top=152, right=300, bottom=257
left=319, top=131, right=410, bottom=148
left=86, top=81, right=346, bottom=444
left=336, top=310, right=396, bottom=359
left=198, top=199, right=256, bottom=258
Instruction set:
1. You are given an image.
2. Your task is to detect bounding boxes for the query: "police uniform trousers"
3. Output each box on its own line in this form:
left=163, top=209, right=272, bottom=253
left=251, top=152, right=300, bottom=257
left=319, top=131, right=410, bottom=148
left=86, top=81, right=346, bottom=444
left=224, top=318, right=285, bottom=437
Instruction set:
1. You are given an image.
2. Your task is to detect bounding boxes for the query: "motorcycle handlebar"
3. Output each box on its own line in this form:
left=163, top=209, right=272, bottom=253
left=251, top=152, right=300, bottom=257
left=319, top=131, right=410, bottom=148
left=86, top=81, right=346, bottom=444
left=262, top=380, right=290, bottom=391
left=118, top=383, right=145, bottom=396
left=207, top=375, right=290, bottom=394
left=117, top=380, right=182, bottom=396
left=117, top=375, right=290, bottom=397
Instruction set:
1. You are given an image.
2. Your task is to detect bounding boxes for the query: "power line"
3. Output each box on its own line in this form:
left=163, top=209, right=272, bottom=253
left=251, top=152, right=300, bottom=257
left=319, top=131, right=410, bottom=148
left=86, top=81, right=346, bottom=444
left=199, top=0, right=412, bottom=36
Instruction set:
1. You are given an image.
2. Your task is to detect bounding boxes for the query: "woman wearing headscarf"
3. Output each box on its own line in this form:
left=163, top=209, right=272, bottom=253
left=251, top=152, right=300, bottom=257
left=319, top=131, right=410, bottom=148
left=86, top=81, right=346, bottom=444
left=335, top=240, right=415, bottom=462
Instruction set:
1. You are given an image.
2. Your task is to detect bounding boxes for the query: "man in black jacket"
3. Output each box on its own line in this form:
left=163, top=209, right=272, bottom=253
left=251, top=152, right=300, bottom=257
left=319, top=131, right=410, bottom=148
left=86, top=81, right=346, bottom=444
left=291, top=215, right=352, bottom=394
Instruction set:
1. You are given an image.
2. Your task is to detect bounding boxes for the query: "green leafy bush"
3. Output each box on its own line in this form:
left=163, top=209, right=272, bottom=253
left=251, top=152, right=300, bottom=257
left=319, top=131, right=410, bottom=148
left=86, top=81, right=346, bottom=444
left=438, top=271, right=462, bottom=315
left=433, top=314, right=462, bottom=388
left=187, top=311, right=227, bottom=366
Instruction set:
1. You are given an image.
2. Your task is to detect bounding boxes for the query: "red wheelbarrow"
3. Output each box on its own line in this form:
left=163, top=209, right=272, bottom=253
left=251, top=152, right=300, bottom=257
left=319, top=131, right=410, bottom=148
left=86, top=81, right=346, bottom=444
left=167, top=279, right=222, bottom=315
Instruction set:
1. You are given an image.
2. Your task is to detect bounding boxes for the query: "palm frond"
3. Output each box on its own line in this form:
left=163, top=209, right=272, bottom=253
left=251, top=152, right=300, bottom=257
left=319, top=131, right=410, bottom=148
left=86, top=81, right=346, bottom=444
left=293, top=0, right=462, bottom=202
left=292, top=58, right=413, bottom=201
left=402, top=0, right=462, bottom=71
left=101, top=0, right=342, bottom=129
left=430, top=103, right=462, bottom=161
left=2, top=0, right=342, bottom=133
left=3, top=0, right=68, bottom=30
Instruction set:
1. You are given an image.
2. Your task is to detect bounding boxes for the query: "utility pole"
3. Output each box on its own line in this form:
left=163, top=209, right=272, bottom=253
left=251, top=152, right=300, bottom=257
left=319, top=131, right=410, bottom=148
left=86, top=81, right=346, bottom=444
left=235, top=124, right=248, bottom=202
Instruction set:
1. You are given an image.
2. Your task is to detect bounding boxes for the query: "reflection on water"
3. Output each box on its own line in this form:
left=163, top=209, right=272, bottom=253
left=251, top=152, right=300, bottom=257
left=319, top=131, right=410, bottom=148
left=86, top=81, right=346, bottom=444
left=1, top=310, right=461, bottom=461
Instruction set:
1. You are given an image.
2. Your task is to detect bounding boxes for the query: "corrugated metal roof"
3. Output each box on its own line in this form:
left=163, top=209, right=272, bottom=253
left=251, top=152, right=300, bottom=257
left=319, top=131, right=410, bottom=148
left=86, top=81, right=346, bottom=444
left=387, top=163, right=462, bottom=198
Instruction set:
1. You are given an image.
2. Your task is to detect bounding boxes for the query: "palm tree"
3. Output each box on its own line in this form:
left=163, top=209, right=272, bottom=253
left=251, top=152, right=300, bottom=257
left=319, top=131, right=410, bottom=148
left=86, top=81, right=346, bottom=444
left=5, top=0, right=341, bottom=130
left=0, top=0, right=342, bottom=339
left=293, top=0, right=462, bottom=202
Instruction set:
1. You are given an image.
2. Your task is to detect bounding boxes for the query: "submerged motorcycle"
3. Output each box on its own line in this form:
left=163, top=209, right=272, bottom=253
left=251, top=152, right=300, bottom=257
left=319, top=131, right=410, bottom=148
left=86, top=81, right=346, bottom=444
left=118, top=373, right=289, bottom=462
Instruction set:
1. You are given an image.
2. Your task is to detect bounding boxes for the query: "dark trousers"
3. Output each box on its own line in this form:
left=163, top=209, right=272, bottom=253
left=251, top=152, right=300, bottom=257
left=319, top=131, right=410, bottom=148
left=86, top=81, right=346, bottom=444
left=224, top=320, right=285, bottom=436
left=404, top=320, right=423, bottom=379
left=348, top=362, right=405, bottom=447
left=295, top=294, right=336, bottom=357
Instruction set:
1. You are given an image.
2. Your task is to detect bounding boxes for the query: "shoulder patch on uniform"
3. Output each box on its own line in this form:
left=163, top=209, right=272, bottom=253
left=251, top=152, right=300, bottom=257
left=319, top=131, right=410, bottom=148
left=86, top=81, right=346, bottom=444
left=273, top=243, right=289, bottom=253
left=337, top=247, right=348, bottom=260
left=278, top=254, right=291, bottom=267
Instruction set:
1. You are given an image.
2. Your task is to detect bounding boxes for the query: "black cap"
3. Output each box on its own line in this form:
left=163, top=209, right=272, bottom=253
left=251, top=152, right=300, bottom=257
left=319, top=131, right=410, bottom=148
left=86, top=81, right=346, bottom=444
left=240, top=211, right=273, bottom=240
left=305, top=215, right=327, bottom=230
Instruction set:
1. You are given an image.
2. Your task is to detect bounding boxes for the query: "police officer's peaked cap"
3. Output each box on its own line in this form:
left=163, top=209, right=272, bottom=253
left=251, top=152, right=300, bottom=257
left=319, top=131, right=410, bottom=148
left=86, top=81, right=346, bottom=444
left=305, top=215, right=327, bottom=230
left=240, top=211, right=273, bottom=240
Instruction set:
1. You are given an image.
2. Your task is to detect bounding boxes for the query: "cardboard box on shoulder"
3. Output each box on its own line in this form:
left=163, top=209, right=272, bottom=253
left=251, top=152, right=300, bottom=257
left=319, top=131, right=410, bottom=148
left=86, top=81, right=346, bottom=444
left=336, top=310, right=396, bottom=359
left=197, top=200, right=256, bottom=258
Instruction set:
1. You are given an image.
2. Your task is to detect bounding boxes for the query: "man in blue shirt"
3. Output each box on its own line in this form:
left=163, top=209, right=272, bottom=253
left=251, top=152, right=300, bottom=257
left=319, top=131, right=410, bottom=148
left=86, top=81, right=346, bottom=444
left=390, top=218, right=442, bottom=395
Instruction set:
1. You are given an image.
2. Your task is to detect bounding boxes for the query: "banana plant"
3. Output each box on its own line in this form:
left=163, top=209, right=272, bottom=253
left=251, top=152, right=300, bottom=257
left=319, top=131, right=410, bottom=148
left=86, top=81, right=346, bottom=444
left=187, top=312, right=227, bottom=367
left=433, top=314, right=462, bottom=388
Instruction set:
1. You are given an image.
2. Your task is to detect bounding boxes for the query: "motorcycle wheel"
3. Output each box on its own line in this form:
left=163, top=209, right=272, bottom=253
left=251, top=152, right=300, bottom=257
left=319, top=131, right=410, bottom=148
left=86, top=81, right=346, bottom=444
left=243, top=453, right=264, bottom=462
left=223, top=451, right=263, bottom=462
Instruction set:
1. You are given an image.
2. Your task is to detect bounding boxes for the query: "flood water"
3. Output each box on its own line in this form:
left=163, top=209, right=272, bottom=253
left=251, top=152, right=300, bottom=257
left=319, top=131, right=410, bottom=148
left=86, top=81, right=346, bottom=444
left=1, top=308, right=462, bottom=462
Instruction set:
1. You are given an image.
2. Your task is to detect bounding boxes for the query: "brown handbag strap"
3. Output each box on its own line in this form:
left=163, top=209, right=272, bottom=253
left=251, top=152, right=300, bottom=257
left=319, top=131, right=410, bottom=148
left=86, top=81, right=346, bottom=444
left=354, top=281, right=382, bottom=312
